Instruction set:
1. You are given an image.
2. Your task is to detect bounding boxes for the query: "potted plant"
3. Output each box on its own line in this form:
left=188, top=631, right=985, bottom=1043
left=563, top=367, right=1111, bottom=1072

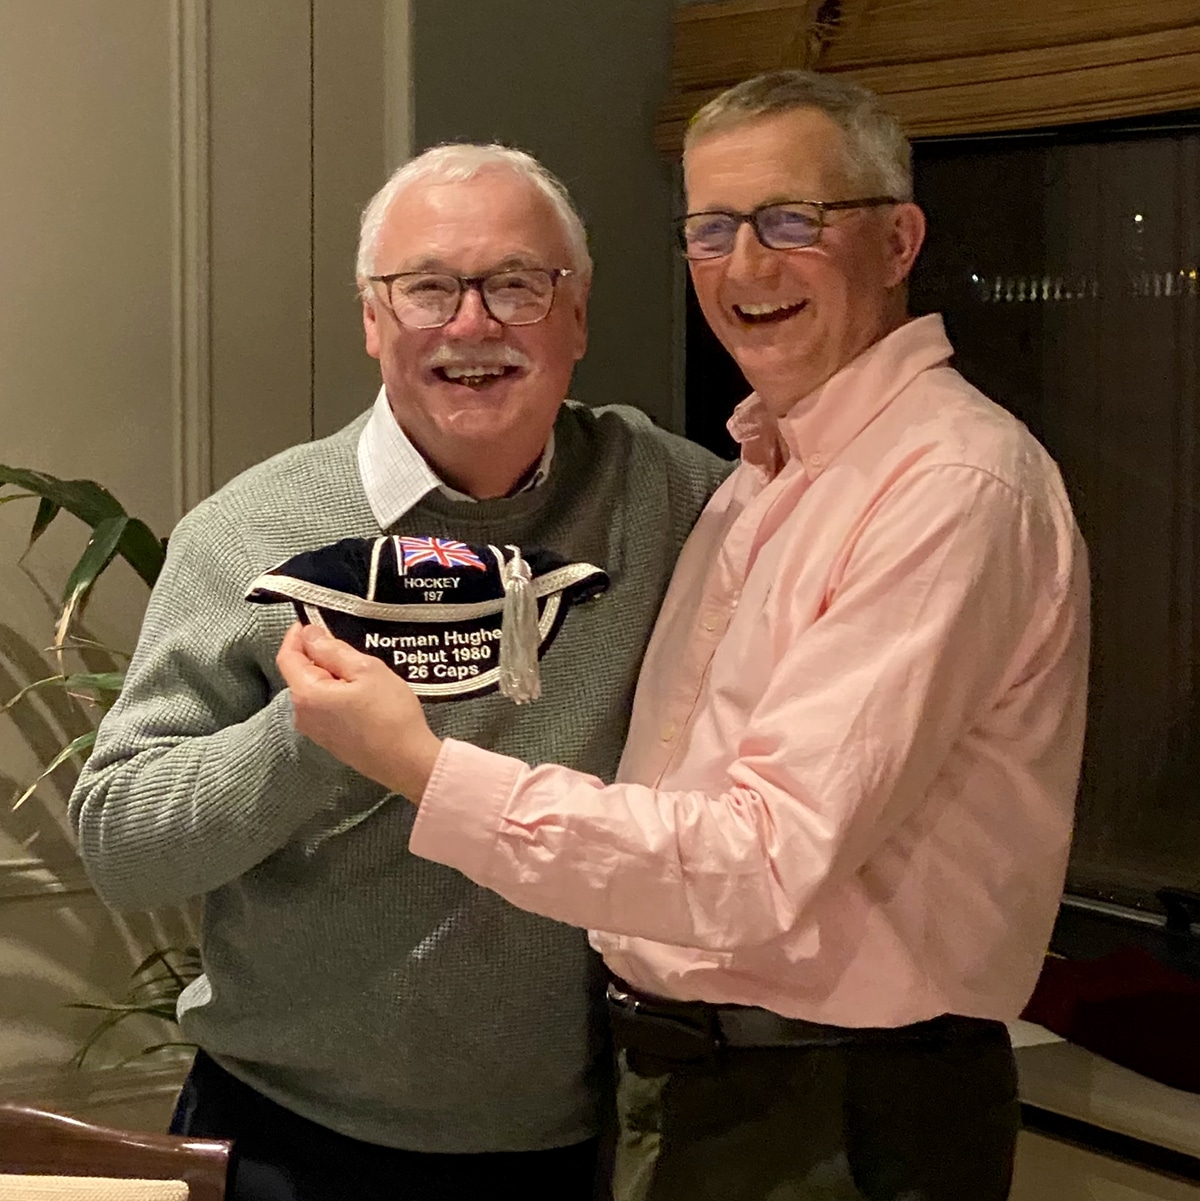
left=1, top=465, right=200, bottom=1065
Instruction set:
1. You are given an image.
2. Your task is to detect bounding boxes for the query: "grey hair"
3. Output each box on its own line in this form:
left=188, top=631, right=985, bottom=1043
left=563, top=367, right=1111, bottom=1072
left=355, top=142, right=592, bottom=298
left=684, top=70, right=913, bottom=202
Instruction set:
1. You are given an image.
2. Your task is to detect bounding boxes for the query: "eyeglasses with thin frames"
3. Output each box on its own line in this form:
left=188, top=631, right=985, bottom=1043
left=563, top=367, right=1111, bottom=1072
left=367, top=267, right=573, bottom=329
left=677, top=198, right=899, bottom=261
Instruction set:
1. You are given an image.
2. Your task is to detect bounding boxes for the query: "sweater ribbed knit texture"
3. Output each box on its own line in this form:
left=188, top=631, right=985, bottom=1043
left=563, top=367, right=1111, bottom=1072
left=70, top=401, right=728, bottom=1153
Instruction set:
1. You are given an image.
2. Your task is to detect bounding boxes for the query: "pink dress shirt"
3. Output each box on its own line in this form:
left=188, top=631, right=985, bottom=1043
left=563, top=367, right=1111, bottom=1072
left=410, top=314, right=1090, bottom=1027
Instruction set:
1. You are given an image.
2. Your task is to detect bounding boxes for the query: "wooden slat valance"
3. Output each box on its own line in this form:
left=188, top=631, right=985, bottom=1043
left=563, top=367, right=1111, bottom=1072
left=656, top=0, right=1200, bottom=152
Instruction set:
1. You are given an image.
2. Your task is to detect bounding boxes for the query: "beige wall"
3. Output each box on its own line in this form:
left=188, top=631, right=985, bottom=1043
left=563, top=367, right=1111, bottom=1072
left=0, top=0, right=400, bottom=1125
left=411, top=0, right=685, bottom=430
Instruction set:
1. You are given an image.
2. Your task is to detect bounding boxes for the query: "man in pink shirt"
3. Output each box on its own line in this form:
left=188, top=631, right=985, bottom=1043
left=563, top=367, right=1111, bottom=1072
left=277, top=71, right=1089, bottom=1200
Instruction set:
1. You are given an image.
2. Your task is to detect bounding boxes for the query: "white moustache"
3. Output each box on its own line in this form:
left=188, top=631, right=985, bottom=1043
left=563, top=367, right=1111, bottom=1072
left=426, top=345, right=531, bottom=372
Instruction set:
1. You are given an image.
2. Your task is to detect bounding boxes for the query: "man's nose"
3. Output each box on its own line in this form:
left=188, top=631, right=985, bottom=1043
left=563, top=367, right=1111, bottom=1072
left=725, top=222, right=780, bottom=280
left=445, top=285, right=502, bottom=337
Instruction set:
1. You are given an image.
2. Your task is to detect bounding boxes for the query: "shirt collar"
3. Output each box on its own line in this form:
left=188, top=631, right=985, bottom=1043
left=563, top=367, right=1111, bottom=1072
left=357, top=387, right=555, bottom=527
left=727, top=314, right=954, bottom=481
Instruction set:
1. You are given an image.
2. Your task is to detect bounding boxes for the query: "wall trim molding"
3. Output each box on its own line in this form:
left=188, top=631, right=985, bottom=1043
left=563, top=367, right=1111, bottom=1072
left=0, top=857, right=91, bottom=903
left=171, top=0, right=213, bottom=516
left=382, top=0, right=414, bottom=172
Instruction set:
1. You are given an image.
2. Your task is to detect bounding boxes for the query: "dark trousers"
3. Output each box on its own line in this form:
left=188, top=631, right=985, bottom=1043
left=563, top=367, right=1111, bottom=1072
left=169, top=1049, right=600, bottom=1201
left=610, top=1002, right=1019, bottom=1201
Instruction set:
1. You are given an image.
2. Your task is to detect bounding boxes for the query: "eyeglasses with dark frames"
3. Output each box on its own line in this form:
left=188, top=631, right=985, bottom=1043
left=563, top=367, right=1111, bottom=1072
left=367, top=267, right=574, bottom=329
left=677, top=198, right=900, bottom=261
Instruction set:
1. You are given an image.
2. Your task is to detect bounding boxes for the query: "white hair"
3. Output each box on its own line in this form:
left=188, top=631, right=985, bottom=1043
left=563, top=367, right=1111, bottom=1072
left=355, top=143, right=592, bottom=298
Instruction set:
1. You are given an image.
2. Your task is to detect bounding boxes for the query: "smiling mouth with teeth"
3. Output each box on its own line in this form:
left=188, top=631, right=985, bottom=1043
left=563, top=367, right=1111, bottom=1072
left=434, top=365, right=519, bottom=388
left=734, top=300, right=808, bottom=325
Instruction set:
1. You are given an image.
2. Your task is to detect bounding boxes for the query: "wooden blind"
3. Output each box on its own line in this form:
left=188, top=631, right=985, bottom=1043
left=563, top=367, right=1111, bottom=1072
left=656, top=0, right=1200, bottom=151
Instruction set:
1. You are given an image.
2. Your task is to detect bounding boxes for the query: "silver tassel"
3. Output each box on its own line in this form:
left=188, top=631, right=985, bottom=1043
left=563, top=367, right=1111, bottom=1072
left=498, top=544, right=541, bottom=704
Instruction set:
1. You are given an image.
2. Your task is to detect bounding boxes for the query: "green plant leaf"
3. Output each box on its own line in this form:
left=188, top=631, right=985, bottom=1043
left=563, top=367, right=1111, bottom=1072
left=63, top=671, right=125, bottom=695
left=2, top=673, right=67, bottom=712
left=66, top=1007, right=182, bottom=1068
left=0, top=491, right=37, bottom=506
left=55, top=515, right=128, bottom=650
left=0, top=467, right=124, bottom=527
left=3, top=671, right=124, bottom=713
left=115, top=1041, right=197, bottom=1069
left=11, top=729, right=97, bottom=810
left=0, top=466, right=164, bottom=587
left=130, top=947, right=192, bottom=991
left=54, top=635, right=133, bottom=660
left=131, top=946, right=183, bottom=976
left=65, top=942, right=200, bottom=1066
left=126, top=978, right=182, bottom=999
left=118, top=517, right=166, bottom=589
left=67, top=1001, right=150, bottom=1013
left=60, top=671, right=126, bottom=713
left=68, top=1009, right=131, bottom=1069
left=61, top=514, right=128, bottom=607
left=30, top=496, right=60, bottom=548
left=67, top=1000, right=180, bottom=1019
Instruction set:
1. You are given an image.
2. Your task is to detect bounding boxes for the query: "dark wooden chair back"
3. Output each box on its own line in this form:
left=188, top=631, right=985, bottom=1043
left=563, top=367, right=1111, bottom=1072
left=0, top=1104, right=230, bottom=1201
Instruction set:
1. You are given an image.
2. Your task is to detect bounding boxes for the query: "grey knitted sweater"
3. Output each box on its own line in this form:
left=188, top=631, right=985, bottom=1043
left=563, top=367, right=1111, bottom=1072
left=69, top=401, right=728, bottom=1153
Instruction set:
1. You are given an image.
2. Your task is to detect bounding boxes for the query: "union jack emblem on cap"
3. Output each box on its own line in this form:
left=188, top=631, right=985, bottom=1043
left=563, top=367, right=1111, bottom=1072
left=397, top=536, right=486, bottom=572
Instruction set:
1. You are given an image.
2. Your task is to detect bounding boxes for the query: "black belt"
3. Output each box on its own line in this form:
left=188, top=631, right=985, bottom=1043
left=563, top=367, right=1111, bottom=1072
left=606, top=980, right=1006, bottom=1060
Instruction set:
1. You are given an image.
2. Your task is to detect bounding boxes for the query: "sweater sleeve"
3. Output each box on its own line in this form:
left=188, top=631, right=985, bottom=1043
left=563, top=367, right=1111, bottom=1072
left=69, top=502, right=346, bottom=912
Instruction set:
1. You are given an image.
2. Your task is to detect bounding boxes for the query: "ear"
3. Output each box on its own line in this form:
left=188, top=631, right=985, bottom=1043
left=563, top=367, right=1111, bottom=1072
left=362, top=295, right=382, bottom=360
left=884, top=202, right=926, bottom=289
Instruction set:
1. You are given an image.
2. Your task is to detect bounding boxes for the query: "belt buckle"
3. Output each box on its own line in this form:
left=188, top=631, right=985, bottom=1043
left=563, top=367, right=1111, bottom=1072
left=606, top=982, right=643, bottom=1013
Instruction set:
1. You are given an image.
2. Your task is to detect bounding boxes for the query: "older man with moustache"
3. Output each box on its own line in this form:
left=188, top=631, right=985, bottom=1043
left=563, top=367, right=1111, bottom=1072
left=69, top=144, right=727, bottom=1201
left=280, top=72, right=1090, bottom=1201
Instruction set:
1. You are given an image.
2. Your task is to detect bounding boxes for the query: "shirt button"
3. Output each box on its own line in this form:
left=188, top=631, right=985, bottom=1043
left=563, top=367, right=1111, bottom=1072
left=660, top=722, right=677, bottom=743
left=702, top=612, right=720, bottom=632
left=809, top=452, right=824, bottom=469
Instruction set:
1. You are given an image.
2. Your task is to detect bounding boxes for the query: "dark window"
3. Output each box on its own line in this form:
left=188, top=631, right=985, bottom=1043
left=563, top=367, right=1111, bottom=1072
left=911, top=112, right=1200, bottom=914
